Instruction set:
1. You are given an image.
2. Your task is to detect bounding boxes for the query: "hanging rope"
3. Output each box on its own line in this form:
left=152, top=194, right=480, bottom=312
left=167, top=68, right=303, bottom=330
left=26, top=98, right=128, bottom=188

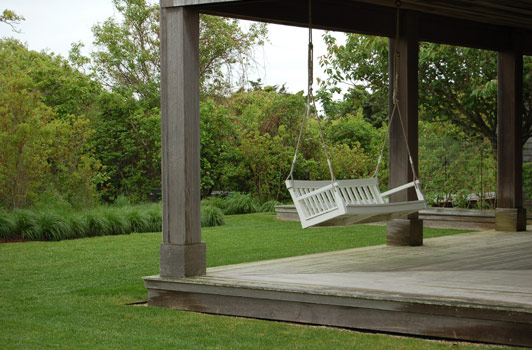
left=372, top=1, right=420, bottom=186
left=287, top=0, right=335, bottom=182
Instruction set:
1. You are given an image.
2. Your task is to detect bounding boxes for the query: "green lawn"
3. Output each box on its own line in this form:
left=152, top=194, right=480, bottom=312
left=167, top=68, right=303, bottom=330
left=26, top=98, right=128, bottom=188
left=0, top=214, right=519, bottom=349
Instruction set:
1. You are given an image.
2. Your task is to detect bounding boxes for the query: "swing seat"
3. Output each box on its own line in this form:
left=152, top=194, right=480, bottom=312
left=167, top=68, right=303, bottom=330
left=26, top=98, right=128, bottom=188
left=286, top=178, right=427, bottom=228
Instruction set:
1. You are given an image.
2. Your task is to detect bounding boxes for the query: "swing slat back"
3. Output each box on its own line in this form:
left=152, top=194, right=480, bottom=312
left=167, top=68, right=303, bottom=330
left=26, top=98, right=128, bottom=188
left=287, top=178, right=426, bottom=228
left=287, top=178, right=387, bottom=228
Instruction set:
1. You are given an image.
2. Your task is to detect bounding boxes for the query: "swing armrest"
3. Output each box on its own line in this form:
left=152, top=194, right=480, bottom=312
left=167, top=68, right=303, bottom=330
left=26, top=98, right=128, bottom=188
left=381, top=180, right=421, bottom=198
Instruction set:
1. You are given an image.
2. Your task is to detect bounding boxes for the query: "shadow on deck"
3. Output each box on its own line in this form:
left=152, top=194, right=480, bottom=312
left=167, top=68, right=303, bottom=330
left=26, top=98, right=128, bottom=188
left=144, top=229, right=532, bottom=347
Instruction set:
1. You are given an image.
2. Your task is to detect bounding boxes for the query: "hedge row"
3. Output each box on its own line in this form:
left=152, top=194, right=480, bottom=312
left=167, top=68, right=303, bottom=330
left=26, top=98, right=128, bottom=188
left=0, top=194, right=283, bottom=242
left=0, top=205, right=162, bottom=242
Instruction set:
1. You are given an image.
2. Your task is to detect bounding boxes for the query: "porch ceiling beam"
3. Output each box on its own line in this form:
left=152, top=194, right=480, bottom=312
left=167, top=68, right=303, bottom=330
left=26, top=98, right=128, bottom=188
left=161, top=0, right=532, bottom=55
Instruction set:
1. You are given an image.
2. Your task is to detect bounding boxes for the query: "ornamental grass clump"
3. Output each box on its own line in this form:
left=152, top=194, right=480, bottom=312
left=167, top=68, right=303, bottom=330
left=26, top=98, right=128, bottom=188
left=68, top=214, right=90, bottom=239
left=85, top=212, right=112, bottom=237
left=259, top=200, right=282, bottom=213
left=125, top=209, right=148, bottom=233
left=223, top=193, right=259, bottom=215
left=0, top=203, right=162, bottom=241
left=103, top=209, right=130, bottom=236
left=0, top=210, right=16, bottom=240
left=201, top=205, right=225, bottom=227
left=13, top=210, right=41, bottom=241
left=35, top=211, right=73, bottom=241
left=144, top=208, right=162, bottom=232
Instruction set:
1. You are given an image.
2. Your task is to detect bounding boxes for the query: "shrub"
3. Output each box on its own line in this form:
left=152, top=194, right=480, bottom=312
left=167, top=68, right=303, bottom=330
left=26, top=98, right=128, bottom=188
left=201, top=205, right=225, bottom=227
left=34, top=191, right=73, bottom=211
left=223, top=193, right=259, bottom=215
left=113, top=195, right=132, bottom=207
left=260, top=200, right=282, bottom=213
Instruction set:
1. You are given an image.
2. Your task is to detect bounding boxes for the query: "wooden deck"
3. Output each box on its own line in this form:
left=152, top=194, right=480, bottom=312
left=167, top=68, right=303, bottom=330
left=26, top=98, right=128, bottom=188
left=144, top=229, right=532, bottom=347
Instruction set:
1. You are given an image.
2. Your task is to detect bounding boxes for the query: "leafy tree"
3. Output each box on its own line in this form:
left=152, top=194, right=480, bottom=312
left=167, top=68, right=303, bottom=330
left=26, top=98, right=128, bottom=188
left=325, top=110, right=386, bottom=185
left=326, top=111, right=382, bottom=153
left=212, top=85, right=385, bottom=201
left=418, top=44, right=500, bottom=151
left=319, top=33, right=532, bottom=153
left=419, top=120, right=496, bottom=208
left=319, top=34, right=389, bottom=126
left=48, top=114, right=104, bottom=208
left=239, top=129, right=293, bottom=202
left=0, top=39, right=101, bottom=120
left=1, top=9, right=24, bottom=32
left=219, top=86, right=310, bottom=200
left=199, top=99, right=236, bottom=197
left=90, top=0, right=160, bottom=106
left=0, top=39, right=102, bottom=209
left=317, top=86, right=386, bottom=127
left=91, top=92, right=160, bottom=202
left=80, top=0, right=267, bottom=201
left=87, top=0, right=267, bottom=103
left=325, top=143, right=373, bottom=181
left=227, top=85, right=305, bottom=142
left=198, top=16, right=267, bottom=95
left=0, top=74, right=55, bottom=209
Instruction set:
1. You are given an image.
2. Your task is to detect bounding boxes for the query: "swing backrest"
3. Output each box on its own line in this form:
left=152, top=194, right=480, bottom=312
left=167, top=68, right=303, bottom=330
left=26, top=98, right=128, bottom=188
left=336, top=178, right=385, bottom=205
left=286, top=178, right=385, bottom=221
left=288, top=178, right=384, bottom=204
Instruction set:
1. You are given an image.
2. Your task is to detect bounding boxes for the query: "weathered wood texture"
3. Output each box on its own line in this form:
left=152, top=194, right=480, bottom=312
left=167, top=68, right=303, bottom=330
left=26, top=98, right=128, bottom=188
left=496, top=43, right=526, bottom=232
left=160, top=6, right=206, bottom=277
left=497, top=48, right=523, bottom=210
left=355, top=0, right=532, bottom=31
left=388, top=12, right=418, bottom=205
left=386, top=11, right=422, bottom=245
left=145, top=230, right=532, bottom=346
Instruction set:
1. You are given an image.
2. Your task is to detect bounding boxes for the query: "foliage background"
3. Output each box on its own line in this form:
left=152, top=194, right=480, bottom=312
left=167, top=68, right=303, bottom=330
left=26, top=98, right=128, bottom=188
left=2, top=1, right=531, bottom=212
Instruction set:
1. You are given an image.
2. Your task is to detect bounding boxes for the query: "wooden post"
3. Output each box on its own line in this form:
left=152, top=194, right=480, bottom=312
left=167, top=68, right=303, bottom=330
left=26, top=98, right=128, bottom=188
left=159, top=6, right=206, bottom=277
left=386, top=11, right=423, bottom=246
left=496, top=39, right=526, bottom=231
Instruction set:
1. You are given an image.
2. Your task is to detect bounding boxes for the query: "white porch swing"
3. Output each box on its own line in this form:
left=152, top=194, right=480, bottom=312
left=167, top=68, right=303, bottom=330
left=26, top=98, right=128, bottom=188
left=286, top=0, right=426, bottom=229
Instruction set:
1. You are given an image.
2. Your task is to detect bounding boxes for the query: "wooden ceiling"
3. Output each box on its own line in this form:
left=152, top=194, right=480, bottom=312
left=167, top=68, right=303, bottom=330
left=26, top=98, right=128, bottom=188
left=356, top=0, right=532, bottom=31
left=162, top=0, right=532, bottom=55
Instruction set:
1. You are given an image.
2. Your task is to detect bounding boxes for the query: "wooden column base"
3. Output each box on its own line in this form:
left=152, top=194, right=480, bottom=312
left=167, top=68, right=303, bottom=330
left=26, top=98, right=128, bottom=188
left=159, top=242, right=206, bottom=278
left=386, top=218, right=423, bottom=246
left=495, top=208, right=527, bottom=231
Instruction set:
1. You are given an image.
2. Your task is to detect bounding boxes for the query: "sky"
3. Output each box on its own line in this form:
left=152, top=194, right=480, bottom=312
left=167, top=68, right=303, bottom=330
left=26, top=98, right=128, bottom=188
left=0, top=0, right=344, bottom=94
